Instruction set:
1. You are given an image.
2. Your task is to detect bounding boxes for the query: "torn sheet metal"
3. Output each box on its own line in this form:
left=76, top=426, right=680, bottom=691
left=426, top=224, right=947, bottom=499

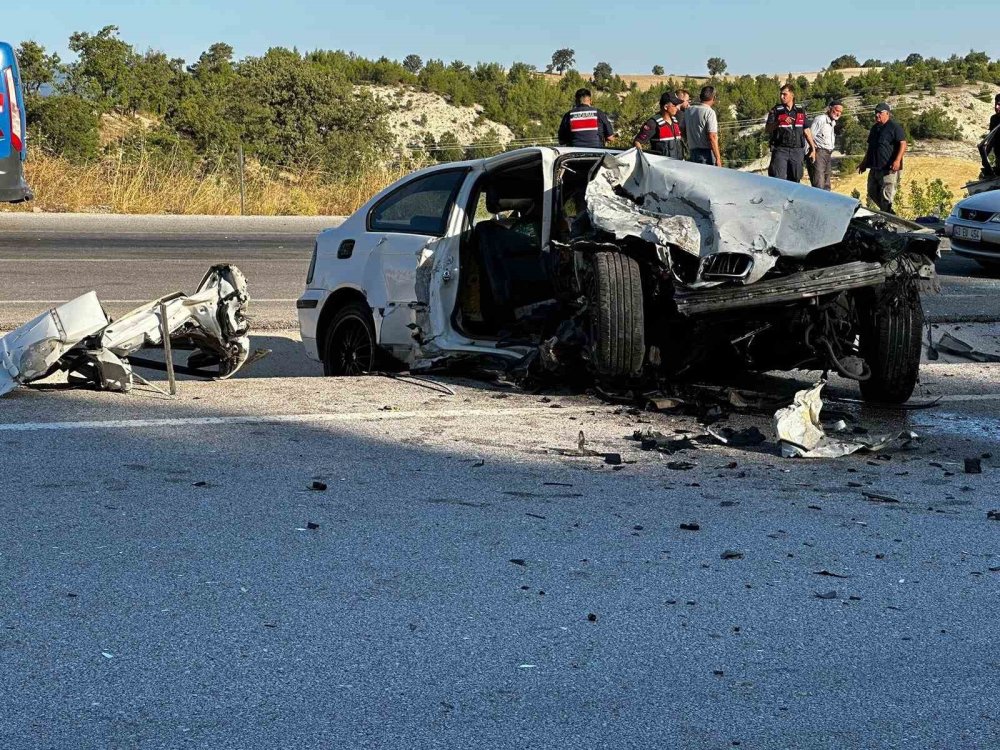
left=586, top=149, right=861, bottom=284
left=0, top=264, right=250, bottom=397
left=774, top=382, right=915, bottom=458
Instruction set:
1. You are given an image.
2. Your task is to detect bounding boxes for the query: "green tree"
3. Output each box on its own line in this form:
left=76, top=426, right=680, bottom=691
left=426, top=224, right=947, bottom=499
left=548, top=48, right=575, bottom=74
left=905, top=53, right=924, bottom=66
left=26, top=94, right=100, bottom=161
left=592, top=61, right=614, bottom=90
left=435, top=131, right=464, bottom=162
left=15, top=40, right=61, bottom=95
left=707, top=57, right=727, bottom=76
left=65, top=25, right=139, bottom=111
left=652, top=65, right=664, bottom=76
left=829, top=54, right=859, bottom=70
left=402, top=54, right=422, bottom=74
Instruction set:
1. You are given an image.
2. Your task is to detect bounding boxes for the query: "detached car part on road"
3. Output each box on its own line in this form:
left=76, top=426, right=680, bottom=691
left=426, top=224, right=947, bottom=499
left=299, top=148, right=939, bottom=404
left=0, top=265, right=250, bottom=397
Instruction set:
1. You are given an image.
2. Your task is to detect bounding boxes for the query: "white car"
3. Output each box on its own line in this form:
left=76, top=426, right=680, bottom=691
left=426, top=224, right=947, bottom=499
left=944, top=189, right=1000, bottom=270
left=298, top=147, right=939, bottom=403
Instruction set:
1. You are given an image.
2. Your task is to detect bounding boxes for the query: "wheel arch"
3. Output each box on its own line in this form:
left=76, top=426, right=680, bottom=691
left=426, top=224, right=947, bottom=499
left=316, top=287, right=374, bottom=360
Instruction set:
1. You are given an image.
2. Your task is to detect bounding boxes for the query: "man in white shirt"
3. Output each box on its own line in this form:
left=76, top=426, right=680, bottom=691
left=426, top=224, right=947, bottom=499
left=807, top=100, right=844, bottom=190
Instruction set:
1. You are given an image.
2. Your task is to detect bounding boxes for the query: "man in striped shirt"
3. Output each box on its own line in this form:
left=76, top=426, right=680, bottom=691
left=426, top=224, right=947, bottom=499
left=558, top=88, right=615, bottom=148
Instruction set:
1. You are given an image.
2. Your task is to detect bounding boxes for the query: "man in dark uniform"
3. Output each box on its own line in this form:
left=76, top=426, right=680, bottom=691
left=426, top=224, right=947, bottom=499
left=632, top=91, right=685, bottom=159
left=558, top=88, right=614, bottom=148
left=978, top=93, right=1000, bottom=178
left=765, top=84, right=817, bottom=182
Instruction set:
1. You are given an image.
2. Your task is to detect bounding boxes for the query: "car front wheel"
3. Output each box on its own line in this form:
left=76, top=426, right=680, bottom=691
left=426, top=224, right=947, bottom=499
left=859, top=289, right=923, bottom=404
left=323, top=301, right=379, bottom=376
left=584, top=250, right=645, bottom=379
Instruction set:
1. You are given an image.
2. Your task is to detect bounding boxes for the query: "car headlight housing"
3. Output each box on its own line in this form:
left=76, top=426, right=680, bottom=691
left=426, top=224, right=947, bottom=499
left=305, top=241, right=317, bottom=285
left=990, top=214, right=1000, bottom=224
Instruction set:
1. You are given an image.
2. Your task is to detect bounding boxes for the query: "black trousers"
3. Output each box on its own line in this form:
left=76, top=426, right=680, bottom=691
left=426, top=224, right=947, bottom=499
left=768, top=146, right=804, bottom=182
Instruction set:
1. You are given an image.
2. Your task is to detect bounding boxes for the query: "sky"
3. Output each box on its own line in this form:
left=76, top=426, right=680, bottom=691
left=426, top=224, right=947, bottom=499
left=11, top=0, right=1000, bottom=75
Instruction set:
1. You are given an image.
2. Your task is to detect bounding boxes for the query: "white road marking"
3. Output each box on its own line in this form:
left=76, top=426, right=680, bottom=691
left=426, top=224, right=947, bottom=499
left=0, top=406, right=600, bottom=433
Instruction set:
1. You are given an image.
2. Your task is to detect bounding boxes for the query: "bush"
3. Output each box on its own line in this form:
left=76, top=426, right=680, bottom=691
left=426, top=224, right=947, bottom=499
left=908, top=107, right=963, bottom=140
left=907, top=177, right=954, bottom=218
left=26, top=94, right=100, bottom=162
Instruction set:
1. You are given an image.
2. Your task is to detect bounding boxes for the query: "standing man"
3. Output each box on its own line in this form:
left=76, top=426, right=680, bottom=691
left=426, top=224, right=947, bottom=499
left=675, top=89, right=692, bottom=157
left=558, top=88, right=615, bottom=148
left=633, top=91, right=685, bottom=159
left=806, top=100, right=844, bottom=190
left=685, top=86, right=723, bottom=166
left=765, top=84, right=817, bottom=182
left=977, top=93, right=1000, bottom=178
left=858, top=102, right=907, bottom=214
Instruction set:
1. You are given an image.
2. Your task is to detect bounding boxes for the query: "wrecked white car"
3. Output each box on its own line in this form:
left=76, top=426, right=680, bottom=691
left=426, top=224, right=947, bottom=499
left=298, top=148, right=938, bottom=403
left=1, top=265, right=250, bottom=397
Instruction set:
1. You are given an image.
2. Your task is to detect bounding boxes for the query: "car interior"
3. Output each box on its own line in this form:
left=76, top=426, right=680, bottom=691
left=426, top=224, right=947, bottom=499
left=454, top=154, right=603, bottom=339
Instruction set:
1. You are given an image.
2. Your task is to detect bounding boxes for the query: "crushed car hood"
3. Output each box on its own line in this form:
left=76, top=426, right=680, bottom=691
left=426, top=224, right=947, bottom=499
left=585, top=149, right=862, bottom=283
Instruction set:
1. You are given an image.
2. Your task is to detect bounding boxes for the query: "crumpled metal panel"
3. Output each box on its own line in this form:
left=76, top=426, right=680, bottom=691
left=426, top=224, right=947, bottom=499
left=0, top=265, right=251, bottom=397
left=586, top=149, right=861, bottom=284
left=0, top=292, right=109, bottom=397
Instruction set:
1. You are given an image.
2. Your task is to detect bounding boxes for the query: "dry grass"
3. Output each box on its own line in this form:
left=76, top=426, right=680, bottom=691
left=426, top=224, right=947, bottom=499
left=3, top=151, right=410, bottom=216
left=832, top=155, right=981, bottom=217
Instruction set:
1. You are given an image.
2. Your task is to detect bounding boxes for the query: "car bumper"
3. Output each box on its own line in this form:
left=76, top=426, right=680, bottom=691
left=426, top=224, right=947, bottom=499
left=296, top=289, right=327, bottom=362
left=944, top=219, right=1000, bottom=261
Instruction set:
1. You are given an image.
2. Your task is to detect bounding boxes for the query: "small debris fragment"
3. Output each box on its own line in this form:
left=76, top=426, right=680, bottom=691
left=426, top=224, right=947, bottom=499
left=721, top=550, right=744, bottom=560
left=525, top=513, right=547, bottom=520
left=862, top=491, right=901, bottom=504
left=306, top=522, right=320, bottom=530
left=667, top=461, right=697, bottom=471
left=101, top=652, right=114, bottom=659
left=587, top=613, right=598, bottom=622
left=509, top=558, right=527, bottom=567
left=813, top=570, right=850, bottom=579
left=679, top=523, right=701, bottom=531
left=987, top=510, right=1000, bottom=521
left=310, top=481, right=328, bottom=491
left=192, top=481, right=208, bottom=488
left=604, top=453, right=623, bottom=466
left=965, top=458, right=982, bottom=475
left=814, top=590, right=838, bottom=600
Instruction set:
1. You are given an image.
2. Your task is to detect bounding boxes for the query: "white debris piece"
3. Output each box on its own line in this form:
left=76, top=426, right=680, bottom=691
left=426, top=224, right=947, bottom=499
left=0, top=264, right=251, bottom=398
left=774, top=382, right=912, bottom=459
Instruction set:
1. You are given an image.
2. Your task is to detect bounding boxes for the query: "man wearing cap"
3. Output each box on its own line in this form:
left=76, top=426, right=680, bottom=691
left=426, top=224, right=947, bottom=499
left=685, top=86, right=723, bottom=166
left=806, top=101, right=844, bottom=190
left=765, top=84, right=817, bottom=182
left=633, top=92, right=685, bottom=159
left=858, top=102, right=907, bottom=213
left=977, top=93, right=1000, bottom=178
left=558, top=88, right=615, bottom=148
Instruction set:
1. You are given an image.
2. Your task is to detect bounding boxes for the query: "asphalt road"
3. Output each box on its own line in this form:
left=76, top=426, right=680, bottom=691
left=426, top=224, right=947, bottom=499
left=1, top=214, right=999, bottom=749
left=1, top=214, right=999, bottom=330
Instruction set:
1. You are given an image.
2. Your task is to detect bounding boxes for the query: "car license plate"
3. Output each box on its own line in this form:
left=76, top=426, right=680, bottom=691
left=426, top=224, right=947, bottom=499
left=954, top=226, right=982, bottom=241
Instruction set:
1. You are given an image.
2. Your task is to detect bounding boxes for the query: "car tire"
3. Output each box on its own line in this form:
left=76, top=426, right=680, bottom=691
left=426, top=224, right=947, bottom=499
left=859, top=290, right=923, bottom=404
left=584, top=251, right=645, bottom=378
left=323, top=301, right=379, bottom=376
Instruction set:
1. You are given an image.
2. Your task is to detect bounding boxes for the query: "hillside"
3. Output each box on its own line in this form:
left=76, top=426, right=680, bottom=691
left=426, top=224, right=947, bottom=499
left=365, top=85, right=515, bottom=154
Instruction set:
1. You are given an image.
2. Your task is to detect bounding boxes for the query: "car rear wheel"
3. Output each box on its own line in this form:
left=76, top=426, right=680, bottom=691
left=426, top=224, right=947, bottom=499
left=584, top=251, right=645, bottom=379
left=859, top=290, right=923, bottom=404
left=323, top=302, right=379, bottom=376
